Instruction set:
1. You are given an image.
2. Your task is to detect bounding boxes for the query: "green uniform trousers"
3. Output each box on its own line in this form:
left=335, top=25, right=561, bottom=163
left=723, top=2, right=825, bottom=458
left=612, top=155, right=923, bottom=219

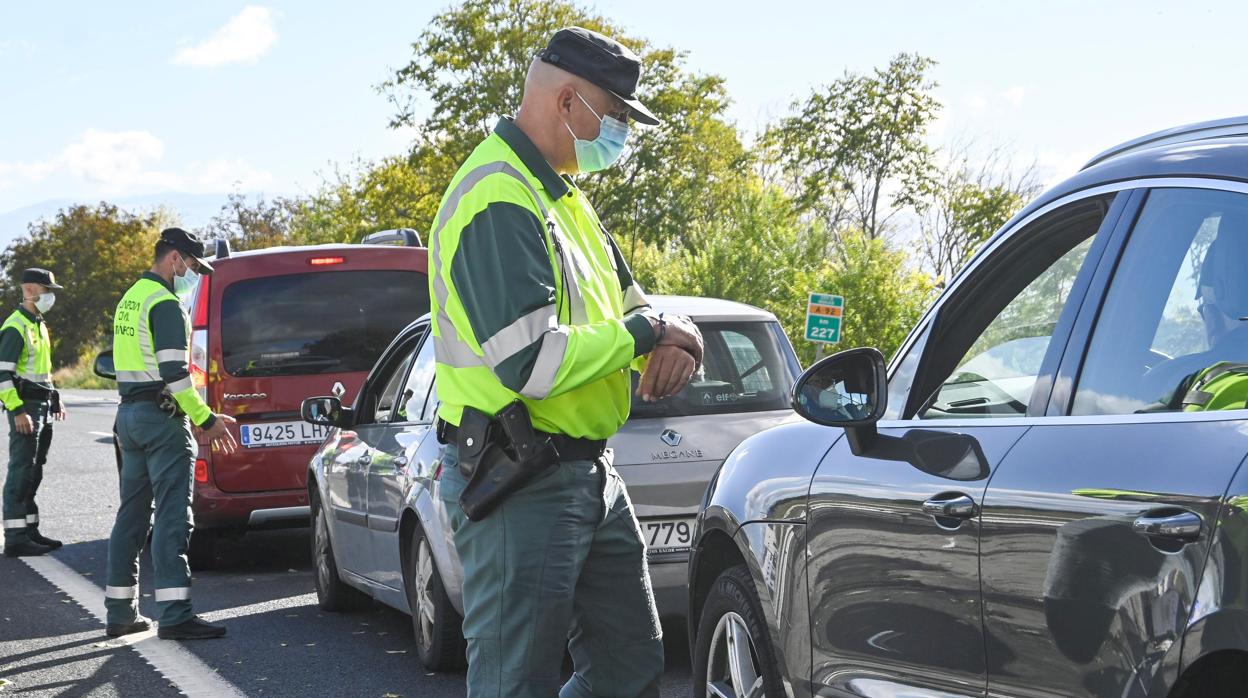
left=439, top=445, right=664, bottom=698
left=3, top=400, right=52, bottom=546
left=105, top=401, right=197, bottom=627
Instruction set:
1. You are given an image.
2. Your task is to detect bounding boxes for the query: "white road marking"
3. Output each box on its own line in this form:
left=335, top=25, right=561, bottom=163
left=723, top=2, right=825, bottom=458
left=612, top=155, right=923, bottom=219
left=88, top=431, right=114, bottom=438
left=22, top=555, right=245, bottom=698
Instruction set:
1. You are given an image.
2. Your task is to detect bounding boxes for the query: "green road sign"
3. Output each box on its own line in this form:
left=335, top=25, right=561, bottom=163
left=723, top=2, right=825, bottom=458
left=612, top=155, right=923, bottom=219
left=805, top=293, right=844, bottom=344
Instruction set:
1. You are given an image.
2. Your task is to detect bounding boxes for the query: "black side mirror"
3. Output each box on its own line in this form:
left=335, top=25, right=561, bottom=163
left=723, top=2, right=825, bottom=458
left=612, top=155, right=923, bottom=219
left=302, top=396, right=354, bottom=429
left=793, top=347, right=989, bottom=480
left=93, top=350, right=116, bottom=380
left=792, top=347, right=887, bottom=454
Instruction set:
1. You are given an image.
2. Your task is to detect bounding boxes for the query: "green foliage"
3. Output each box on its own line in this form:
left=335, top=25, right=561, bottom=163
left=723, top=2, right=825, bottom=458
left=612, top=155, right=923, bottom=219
left=288, top=157, right=432, bottom=245
left=379, top=0, right=748, bottom=248
left=198, top=192, right=298, bottom=251
left=767, top=53, right=941, bottom=239
left=52, top=352, right=116, bottom=390
left=0, top=203, right=168, bottom=367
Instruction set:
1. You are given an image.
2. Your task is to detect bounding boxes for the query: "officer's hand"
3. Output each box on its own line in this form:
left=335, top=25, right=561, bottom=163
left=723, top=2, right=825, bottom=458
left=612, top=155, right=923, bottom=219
left=13, top=413, right=33, bottom=434
left=54, top=406, right=67, bottom=421
left=657, top=315, right=704, bottom=366
left=204, top=414, right=238, bottom=455
left=637, top=345, right=697, bottom=402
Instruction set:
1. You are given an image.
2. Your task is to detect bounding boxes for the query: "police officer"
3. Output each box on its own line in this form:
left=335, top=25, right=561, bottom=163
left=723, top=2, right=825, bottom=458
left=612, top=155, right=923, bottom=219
left=104, top=228, right=237, bottom=640
left=429, top=27, right=704, bottom=697
left=2, top=268, right=66, bottom=557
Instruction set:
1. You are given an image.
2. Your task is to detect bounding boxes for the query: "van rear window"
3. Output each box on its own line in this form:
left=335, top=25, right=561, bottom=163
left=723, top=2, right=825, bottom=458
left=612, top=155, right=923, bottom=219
left=221, top=270, right=428, bottom=377
left=629, top=321, right=798, bottom=418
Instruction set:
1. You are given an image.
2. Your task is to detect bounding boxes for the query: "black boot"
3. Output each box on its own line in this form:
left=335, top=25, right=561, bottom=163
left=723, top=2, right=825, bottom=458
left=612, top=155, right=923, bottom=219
left=106, top=615, right=152, bottom=637
left=157, top=616, right=227, bottom=640
left=28, top=530, right=62, bottom=549
left=4, top=541, right=53, bottom=557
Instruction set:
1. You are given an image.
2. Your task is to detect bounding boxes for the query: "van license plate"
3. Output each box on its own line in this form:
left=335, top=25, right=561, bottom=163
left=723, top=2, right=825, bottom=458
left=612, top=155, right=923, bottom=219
left=641, top=517, right=695, bottom=555
left=240, top=420, right=328, bottom=449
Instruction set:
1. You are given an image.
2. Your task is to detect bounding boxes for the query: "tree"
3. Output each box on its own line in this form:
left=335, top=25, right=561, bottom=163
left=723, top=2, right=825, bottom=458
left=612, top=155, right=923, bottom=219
left=767, top=53, right=941, bottom=241
left=0, top=203, right=169, bottom=367
left=288, top=157, right=431, bottom=245
left=774, top=231, right=937, bottom=365
left=919, top=141, right=1041, bottom=283
left=378, top=0, right=748, bottom=250
left=199, top=192, right=299, bottom=251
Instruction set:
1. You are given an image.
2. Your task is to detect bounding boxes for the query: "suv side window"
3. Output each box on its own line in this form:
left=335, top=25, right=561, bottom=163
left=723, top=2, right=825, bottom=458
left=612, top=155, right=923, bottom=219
left=908, top=195, right=1113, bottom=419
left=1073, top=188, right=1248, bottom=415
left=398, top=334, right=438, bottom=424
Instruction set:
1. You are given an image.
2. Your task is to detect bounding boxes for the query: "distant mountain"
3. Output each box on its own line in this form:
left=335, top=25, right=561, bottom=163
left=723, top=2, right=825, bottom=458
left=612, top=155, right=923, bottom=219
left=0, top=192, right=251, bottom=250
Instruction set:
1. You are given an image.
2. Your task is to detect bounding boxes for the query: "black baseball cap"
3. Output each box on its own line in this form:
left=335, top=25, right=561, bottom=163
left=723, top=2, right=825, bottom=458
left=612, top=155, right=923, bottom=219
left=537, top=27, right=661, bottom=126
left=20, top=268, right=62, bottom=290
left=158, top=227, right=214, bottom=274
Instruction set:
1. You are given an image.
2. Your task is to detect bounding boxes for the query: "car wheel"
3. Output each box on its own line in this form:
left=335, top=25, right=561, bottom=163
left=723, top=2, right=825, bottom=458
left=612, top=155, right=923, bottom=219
left=405, top=523, right=466, bottom=671
left=693, top=564, right=785, bottom=698
left=311, top=497, right=367, bottom=612
left=187, top=529, right=218, bottom=571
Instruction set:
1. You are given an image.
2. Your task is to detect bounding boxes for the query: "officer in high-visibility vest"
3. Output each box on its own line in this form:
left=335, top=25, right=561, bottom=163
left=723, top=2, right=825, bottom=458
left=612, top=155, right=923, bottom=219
left=2, top=268, right=66, bottom=558
left=430, top=27, right=704, bottom=697
left=104, top=228, right=237, bottom=640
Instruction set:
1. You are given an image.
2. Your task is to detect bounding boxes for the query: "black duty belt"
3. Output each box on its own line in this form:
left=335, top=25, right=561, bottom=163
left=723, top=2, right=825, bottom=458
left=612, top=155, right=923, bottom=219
left=438, top=420, right=606, bottom=462
left=119, top=389, right=165, bottom=404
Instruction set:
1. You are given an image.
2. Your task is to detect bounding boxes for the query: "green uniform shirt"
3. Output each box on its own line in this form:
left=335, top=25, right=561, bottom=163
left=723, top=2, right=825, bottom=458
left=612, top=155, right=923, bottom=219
left=112, top=272, right=215, bottom=429
left=0, top=306, right=53, bottom=414
left=430, top=117, right=655, bottom=440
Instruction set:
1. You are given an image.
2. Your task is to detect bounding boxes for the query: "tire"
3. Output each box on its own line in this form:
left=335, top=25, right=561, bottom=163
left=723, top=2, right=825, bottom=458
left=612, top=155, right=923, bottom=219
left=311, top=498, right=368, bottom=612
left=187, top=529, right=218, bottom=571
left=692, top=565, right=786, bottom=698
left=405, top=523, right=466, bottom=671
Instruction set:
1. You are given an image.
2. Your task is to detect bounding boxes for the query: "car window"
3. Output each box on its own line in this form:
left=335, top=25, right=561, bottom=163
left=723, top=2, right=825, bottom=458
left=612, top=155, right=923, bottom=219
left=1073, top=188, right=1248, bottom=415
left=397, top=335, right=437, bottom=423
left=912, top=195, right=1112, bottom=419
left=220, top=270, right=428, bottom=377
left=629, top=321, right=798, bottom=418
left=366, top=349, right=415, bottom=425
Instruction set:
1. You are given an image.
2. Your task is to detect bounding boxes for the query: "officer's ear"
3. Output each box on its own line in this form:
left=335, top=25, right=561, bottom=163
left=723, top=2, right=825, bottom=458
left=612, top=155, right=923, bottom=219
left=556, top=85, right=577, bottom=120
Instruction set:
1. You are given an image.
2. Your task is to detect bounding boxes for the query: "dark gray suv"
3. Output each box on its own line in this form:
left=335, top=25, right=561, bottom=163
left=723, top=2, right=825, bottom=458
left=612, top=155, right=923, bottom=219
left=689, top=117, right=1248, bottom=698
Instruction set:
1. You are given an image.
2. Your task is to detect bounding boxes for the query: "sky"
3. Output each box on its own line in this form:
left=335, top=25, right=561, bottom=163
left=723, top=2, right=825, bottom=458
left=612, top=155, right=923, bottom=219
left=1, top=1, right=1244, bottom=221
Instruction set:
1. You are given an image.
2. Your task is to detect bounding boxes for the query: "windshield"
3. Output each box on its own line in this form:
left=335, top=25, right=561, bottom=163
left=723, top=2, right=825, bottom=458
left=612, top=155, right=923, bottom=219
left=221, top=270, right=429, bottom=377
left=630, top=321, right=798, bottom=418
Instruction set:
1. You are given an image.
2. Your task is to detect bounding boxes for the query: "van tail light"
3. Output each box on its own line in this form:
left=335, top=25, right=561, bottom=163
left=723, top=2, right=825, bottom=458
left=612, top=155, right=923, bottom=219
left=191, top=274, right=210, bottom=330
left=308, top=256, right=345, bottom=266
left=191, top=329, right=209, bottom=402
left=194, top=458, right=208, bottom=484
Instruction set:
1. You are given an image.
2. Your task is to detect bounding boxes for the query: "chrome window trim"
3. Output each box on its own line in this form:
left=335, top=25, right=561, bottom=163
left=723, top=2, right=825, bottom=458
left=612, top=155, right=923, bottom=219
left=884, top=176, right=1248, bottom=427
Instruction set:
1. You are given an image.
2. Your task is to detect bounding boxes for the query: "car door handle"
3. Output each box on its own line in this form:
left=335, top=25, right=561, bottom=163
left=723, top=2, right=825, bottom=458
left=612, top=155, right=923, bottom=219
left=1133, top=511, right=1202, bottom=542
left=356, top=453, right=372, bottom=466
left=922, top=494, right=977, bottom=519
left=394, top=456, right=409, bottom=467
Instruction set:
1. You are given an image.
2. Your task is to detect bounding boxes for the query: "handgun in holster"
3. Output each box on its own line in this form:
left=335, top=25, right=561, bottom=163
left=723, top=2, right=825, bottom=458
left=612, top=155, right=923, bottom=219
left=455, top=401, right=560, bottom=522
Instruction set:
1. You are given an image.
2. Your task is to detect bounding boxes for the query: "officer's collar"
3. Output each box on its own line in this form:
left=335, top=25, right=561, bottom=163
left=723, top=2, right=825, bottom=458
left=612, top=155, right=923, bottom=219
left=494, top=117, right=571, bottom=200
left=16, top=305, right=39, bottom=324
left=142, top=270, right=175, bottom=293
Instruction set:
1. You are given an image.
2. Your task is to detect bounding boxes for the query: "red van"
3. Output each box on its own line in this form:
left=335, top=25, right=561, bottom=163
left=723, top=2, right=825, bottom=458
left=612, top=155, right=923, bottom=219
left=185, top=231, right=428, bottom=567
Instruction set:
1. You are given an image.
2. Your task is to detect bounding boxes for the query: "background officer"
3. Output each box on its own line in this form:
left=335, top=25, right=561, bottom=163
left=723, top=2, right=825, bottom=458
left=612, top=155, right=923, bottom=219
left=104, top=228, right=237, bottom=640
left=429, top=27, right=704, bottom=697
left=1, top=268, right=66, bottom=557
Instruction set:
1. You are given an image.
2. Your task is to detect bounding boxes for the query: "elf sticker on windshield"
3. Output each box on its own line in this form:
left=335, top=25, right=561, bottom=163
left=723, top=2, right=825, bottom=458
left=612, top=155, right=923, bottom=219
left=805, top=293, right=844, bottom=344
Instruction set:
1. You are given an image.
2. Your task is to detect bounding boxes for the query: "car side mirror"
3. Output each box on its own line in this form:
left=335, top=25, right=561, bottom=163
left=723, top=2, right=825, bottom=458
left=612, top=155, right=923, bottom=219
left=302, top=396, right=354, bottom=429
left=93, top=350, right=116, bottom=380
left=793, top=347, right=989, bottom=481
left=792, top=347, right=887, bottom=454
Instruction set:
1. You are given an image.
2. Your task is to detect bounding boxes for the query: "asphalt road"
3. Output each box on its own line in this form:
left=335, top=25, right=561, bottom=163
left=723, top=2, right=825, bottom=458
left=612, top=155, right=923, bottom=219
left=0, top=390, right=696, bottom=697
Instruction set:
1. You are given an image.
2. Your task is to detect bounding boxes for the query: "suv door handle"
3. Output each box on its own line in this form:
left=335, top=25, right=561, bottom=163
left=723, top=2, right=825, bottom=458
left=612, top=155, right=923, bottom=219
left=922, top=494, right=977, bottom=519
left=394, top=456, right=409, bottom=467
left=1133, top=511, right=1202, bottom=542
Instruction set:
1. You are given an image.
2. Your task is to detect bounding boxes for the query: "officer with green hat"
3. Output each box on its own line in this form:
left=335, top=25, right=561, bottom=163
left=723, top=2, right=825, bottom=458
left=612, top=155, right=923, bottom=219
left=430, top=26, right=703, bottom=697
left=2, top=268, right=66, bottom=557
left=104, top=228, right=237, bottom=640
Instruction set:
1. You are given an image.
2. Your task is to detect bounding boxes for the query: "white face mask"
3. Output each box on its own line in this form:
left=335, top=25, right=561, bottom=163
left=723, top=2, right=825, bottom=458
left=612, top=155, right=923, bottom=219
left=173, top=256, right=200, bottom=300
left=34, top=292, right=55, bottom=314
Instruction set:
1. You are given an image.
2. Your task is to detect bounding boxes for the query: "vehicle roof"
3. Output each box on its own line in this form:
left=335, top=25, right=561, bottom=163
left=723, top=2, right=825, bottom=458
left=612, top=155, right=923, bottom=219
left=648, top=295, right=779, bottom=322
left=213, top=243, right=426, bottom=261
left=1082, top=115, right=1248, bottom=169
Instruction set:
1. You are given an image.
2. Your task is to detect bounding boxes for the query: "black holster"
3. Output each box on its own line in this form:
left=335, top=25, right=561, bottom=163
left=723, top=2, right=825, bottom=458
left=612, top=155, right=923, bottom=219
left=455, top=401, right=560, bottom=522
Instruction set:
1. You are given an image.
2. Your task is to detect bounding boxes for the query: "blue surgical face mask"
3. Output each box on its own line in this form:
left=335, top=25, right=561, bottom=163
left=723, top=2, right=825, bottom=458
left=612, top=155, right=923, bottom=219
left=173, top=256, right=200, bottom=300
left=565, top=91, right=629, bottom=173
